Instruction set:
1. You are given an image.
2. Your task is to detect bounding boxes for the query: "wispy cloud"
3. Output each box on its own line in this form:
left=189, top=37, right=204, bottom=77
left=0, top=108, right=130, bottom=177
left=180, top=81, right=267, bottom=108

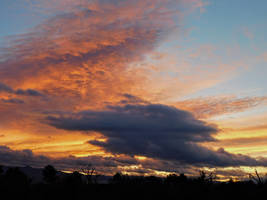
left=173, top=96, right=267, bottom=119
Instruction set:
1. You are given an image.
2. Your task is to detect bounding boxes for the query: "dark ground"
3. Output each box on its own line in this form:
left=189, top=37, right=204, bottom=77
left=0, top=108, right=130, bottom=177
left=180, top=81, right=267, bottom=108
left=0, top=165, right=266, bottom=200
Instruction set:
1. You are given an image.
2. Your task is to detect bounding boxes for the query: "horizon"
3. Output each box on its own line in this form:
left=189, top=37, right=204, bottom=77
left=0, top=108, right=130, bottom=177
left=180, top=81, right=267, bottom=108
left=0, top=164, right=260, bottom=183
left=0, top=0, right=267, bottom=181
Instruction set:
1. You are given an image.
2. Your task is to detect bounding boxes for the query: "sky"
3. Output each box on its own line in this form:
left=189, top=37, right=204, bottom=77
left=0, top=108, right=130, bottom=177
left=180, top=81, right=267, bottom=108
left=0, top=0, right=266, bottom=180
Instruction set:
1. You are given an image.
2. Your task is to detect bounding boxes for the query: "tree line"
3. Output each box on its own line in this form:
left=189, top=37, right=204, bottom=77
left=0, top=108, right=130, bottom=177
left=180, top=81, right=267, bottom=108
left=0, top=165, right=267, bottom=200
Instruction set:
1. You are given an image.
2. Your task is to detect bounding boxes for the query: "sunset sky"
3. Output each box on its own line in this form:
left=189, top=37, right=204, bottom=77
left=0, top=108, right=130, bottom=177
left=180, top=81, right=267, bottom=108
left=0, top=0, right=266, bottom=180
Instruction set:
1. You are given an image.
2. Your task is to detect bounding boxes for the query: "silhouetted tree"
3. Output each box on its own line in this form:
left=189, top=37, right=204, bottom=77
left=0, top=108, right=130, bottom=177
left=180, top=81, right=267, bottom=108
left=249, top=169, right=263, bottom=185
left=198, top=170, right=217, bottom=184
left=80, top=164, right=100, bottom=184
left=42, top=165, right=57, bottom=184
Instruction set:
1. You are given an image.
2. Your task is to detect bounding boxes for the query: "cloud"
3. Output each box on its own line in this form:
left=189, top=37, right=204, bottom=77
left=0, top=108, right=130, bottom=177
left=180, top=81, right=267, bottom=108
left=0, top=82, right=43, bottom=97
left=15, top=89, right=43, bottom=97
left=0, top=0, right=196, bottom=137
left=173, top=96, right=267, bottom=119
left=46, top=103, right=217, bottom=140
left=0, top=145, right=196, bottom=176
left=0, top=82, right=13, bottom=93
left=0, top=98, right=24, bottom=104
left=0, top=0, right=211, bottom=160
left=45, top=103, right=267, bottom=167
left=0, top=0, right=209, bottom=128
left=0, top=0, right=178, bottom=99
left=118, top=93, right=150, bottom=105
left=0, top=0, right=207, bottom=108
left=1, top=144, right=267, bottom=179
left=0, top=145, right=139, bottom=174
left=0, top=145, right=50, bottom=168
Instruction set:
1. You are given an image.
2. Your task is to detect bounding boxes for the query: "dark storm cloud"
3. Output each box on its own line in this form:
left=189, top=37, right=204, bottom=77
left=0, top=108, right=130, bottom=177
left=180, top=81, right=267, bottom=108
left=47, top=104, right=217, bottom=141
left=46, top=103, right=267, bottom=167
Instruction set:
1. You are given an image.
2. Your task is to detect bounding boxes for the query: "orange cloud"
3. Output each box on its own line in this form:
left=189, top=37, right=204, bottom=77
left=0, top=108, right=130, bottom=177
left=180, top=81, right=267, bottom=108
left=0, top=0, right=205, bottom=157
left=1, top=0, right=188, bottom=112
